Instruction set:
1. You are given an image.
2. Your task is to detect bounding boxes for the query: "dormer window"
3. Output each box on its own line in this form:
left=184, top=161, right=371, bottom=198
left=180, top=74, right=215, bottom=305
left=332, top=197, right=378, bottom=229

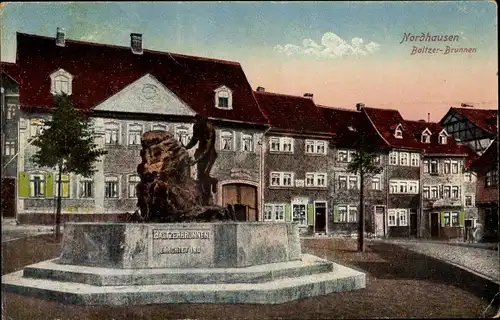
left=214, top=86, right=233, bottom=110
left=421, top=128, right=431, bottom=144
left=50, top=69, right=73, bottom=95
left=394, top=124, right=403, bottom=139
left=438, top=129, right=448, bottom=144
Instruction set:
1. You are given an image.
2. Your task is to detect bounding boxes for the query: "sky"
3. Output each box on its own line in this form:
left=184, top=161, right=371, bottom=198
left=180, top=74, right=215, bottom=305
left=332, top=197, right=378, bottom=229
left=0, top=1, right=497, bottom=121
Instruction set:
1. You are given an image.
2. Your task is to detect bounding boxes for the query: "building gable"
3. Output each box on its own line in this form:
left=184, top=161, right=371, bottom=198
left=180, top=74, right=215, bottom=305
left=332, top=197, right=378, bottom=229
left=93, top=73, right=196, bottom=116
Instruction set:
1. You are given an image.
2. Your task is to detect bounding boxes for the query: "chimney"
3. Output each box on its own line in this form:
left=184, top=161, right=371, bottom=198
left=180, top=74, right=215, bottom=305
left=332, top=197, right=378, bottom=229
left=303, top=93, right=313, bottom=99
left=418, top=119, right=426, bottom=122
left=356, top=103, right=365, bottom=111
left=56, top=27, right=66, bottom=47
left=130, top=33, right=143, bottom=55
left=427, top=113, right=430, bottom=122
left=256, top=86, right=265, bottom=92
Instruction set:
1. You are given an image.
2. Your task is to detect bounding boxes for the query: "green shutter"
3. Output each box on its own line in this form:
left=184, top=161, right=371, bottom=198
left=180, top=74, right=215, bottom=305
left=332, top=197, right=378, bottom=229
left=333, top=205, right=339, bottom=223
left=440, top=212, right=445, bottom=227
left=18, top=172, right=30, bottom=198
left=459, top=212, right=465, bottom=227
left=285, top=204, right=292, bottom=222
left=45, top=173, right=54, bottom=198
left=62, top=174, right=70, bottom=198
left=307, top=204, right=314, bottom=226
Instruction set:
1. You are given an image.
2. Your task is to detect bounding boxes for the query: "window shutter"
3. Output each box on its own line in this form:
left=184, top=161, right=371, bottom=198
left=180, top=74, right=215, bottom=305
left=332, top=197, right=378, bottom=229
left=333, top=205, right=339, bottom=223
left=307, top=204, right=314, bottom=226
left=459, top=212, right=465, bottom=227
left=18, top=172, right=30, bottom=198
left=440, top=212, right=445, bottom=227
left=62, top=174, right=70, bottom=198
left=45, top=173, right=54, bottom=198
left=285, top=204, right=292, bottom=222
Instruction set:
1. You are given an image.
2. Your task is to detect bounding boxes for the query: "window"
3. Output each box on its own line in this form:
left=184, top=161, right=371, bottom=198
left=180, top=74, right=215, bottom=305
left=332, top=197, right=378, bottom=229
left=104, top=122, right=120, bottom=145
left=4, top=141, right=15, bottom=156
left=371, top=177, right=381, bottom=190
left=408, top=181, right=418, bottom=194
left=390, top=181, right=398, bottom=194
left=443, top=212, right=450, bottom=227
left=305, top=172, right=327, bottom=187
left=241, top=134, right=254, bottom=152
left=338, top=150, right=348, bottom=162
left=465, top=195, right=475, bottom=207
left=394, top=125, right=403, bottom=139
left=6, top=104, right=16, bottom=119
left=128, top=175, right=140, bottom=198
left=348, top=206, right=358, bottom=223
left=451, top=212, right=459, bottom=226
left=411, top=154, right=420, bottom=167
left=79, top=178, right=93, bottom=198
left=389, top=151, right=398, bottom=165
left=390, top=180, right=419, bottom=194
left=423, top=160, right=429, bottom=173
left=30, top=173, right=45, bottom=197
left=292, top=204, right=307, bottom=225
left=399, top=181, right=408, bottom=193
left=431, top=186, right=438, bottom=199
left=485, top=170, right=498, bottom=187
left=348, top=176, right=358, bottom=190
left=151, top=123, right=168, bottom=132
left=421, top=133, right=431, bottom=143
left=50, top=69, right=73, bottom=95
left=438, top=133, right=447, bottom=145
left=105, top=176, right=119, bottom=198
left=336, top=205, right=348, bottom=223
left=388, top=210, right=397, bottom=226
left=128, top=124, right=143, bottom=145
left=269, top=172, right=294, bottom=187
left=269, top=137, right=294, bottom=153
left=338, top=176, right=347, bottom=189
left=398, top=210, right=408, bottom=226
left=451, top=161, right=459, bottom=174
left=423, top=186, right=430, bottom=199
left=30, top=119, right=45, bottom=138
left=399, top=152, right=409, bottom=166
left=54, top=174, right=71, bottom=198
left=451, top=186, right=460, bottom=199
left=430, top=160, right=438, bottom=174
left=443, top=186, right=451, bottom=198
left=305, top=140, right=327, bottom=155
left=348, top=151, right=357, bottom=162
left=214, top=86, right=232, bottom=110
left=220, top=130, right=234, bottom=151
left=264, top=204, right=285, bottom=221
left=373, top=154, right=381, bottom=165
left=465, top=172, right=472, bottom=182
left=175, top=125, right=190, bottom=146
left=443, top=161, right=451, bottom=174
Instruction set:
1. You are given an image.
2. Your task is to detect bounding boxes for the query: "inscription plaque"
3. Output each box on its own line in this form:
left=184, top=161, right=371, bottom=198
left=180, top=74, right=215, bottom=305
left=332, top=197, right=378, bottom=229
left=148, top=225, right=214, bottom=268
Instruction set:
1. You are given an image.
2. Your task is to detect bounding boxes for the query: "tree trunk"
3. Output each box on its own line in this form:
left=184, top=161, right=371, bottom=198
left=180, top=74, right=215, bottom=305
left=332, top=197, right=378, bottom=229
left=358, top=168, right=365, bottom=252
left=55, top=162, right=63, bottom=242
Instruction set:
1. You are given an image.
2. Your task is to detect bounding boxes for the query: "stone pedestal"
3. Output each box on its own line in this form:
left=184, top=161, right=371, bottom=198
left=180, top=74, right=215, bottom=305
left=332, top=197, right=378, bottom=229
left=2, top=222, right=366, bottom=305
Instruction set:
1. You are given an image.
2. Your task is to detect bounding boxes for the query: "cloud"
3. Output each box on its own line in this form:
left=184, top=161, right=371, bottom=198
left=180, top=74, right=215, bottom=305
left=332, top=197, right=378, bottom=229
left=274, top=32, right=381, bottom=59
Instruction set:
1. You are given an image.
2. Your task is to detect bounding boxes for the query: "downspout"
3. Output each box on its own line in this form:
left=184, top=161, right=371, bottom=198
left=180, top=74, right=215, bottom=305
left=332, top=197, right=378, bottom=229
left=259, top=126, right=272, bottom=221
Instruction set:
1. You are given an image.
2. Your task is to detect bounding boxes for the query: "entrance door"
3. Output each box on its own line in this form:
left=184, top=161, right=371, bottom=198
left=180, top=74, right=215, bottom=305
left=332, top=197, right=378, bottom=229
left=1, top=178, right=16, bottom=218
left=430, top=213, right=439, bottom=238
left=222, top=183, right=258, bottom=221
left=410, top=213, right=417, bottom=237
left=374, top=206, right=385, bottom=237
left=314, top=202, right=327, bottom=233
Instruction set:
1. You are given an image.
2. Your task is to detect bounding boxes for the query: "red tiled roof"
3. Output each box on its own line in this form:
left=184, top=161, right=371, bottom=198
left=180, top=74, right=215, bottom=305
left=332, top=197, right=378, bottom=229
left=403, top=120, right=478, bottom=166
left=470, top=138, right=498, bottom=170
left=448, top=107, right=498, bottom=135
left=1, top=62, right=20, bottom=83
left=14, top=32, right=269, bottom=125
left=318, top=105, right=388, bottom=149
left=253, top=91, right=332, bottom=136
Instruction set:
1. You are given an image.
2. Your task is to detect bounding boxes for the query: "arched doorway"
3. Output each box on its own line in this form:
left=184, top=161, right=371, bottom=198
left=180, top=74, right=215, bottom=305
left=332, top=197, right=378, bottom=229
left=221, top=183, right=258, bottom=221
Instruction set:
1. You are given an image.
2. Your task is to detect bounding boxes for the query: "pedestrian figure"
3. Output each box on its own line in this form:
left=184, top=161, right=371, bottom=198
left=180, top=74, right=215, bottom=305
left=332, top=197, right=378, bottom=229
left=469, top=225, right=477, bottom=243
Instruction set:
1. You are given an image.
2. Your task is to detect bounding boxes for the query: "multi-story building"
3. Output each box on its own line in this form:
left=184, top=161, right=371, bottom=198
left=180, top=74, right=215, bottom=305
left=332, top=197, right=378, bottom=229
left=441, top=106, right=498, bottom=155
left=469, top=138, right=498, bottom=242
left=5, top=30, right=271, bottom=224
left=254, top=89, right=333, bottom=235
left=1, top=62, right=20, bottom=219
left=403, top=120, right=478, bottom=239
left=318, top=104, right=389, bottom=238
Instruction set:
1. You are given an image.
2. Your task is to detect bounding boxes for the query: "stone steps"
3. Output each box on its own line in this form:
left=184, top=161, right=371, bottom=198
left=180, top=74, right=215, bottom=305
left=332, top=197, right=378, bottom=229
left=23, top=254, right=334, bottom=286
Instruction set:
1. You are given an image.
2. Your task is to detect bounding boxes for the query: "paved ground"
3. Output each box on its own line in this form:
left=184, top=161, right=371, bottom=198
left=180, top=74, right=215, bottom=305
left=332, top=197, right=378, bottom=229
left=1, top=224, right=55, bottom=243
left=2, top=235, right=499, bottom=319
left=375, top=238, right=500, bottom=284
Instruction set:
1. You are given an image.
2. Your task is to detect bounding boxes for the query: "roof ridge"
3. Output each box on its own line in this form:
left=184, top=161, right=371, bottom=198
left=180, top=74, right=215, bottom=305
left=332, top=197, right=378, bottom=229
left=317, top=105, right=358, bottom=112
left=452, top=106, right=498, bottom=113
left=17, top=32, right=241, bottom=66
left=253, top=90, right=311, bottom=100
left=363, top=106, right=402, bottom=113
